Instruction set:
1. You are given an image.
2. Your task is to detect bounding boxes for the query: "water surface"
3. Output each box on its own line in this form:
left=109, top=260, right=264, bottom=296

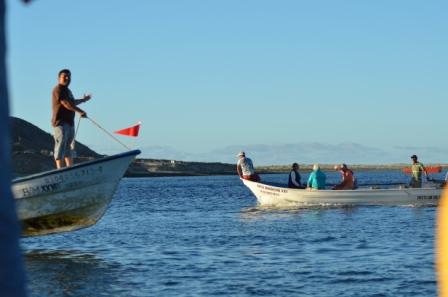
left=23, top=171, right=444, bottom=296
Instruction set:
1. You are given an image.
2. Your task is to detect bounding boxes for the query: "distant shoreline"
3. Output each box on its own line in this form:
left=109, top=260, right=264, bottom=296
left=123, top=160, right=447, bottom=177
left=11, top=116, right=448, bottom=177
left=12, top=152, right=447, bottom=178
left=12, top=150, right=448, bottom=177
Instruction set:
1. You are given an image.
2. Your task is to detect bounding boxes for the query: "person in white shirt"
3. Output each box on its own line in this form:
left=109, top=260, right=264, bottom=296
left=236, top=151, right=260, bottom=182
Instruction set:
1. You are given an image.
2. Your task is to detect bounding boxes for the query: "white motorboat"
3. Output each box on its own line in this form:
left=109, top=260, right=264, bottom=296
left=12, top=150, right=140, bottom=236
left=241, top=178, right=443, bottom=207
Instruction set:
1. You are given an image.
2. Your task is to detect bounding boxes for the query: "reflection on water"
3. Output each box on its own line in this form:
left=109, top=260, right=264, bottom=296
left=25, top=250, right=123, bottom=297
left=240, top=203, right=361, bottom=222
left=240, top=206, right=302, bottom=221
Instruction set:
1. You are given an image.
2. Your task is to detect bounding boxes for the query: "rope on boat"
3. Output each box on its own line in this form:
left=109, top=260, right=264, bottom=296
left=87, top=117, right=131, bottom=150
left=71, top=116, right=82, bottom=151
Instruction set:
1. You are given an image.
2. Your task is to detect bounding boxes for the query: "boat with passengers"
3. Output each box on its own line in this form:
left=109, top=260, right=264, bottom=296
left=241, top=178, right=443, bottom=207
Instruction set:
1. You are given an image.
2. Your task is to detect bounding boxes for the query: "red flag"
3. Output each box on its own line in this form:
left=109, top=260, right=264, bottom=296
left=114, top=122, right=141, bottom=137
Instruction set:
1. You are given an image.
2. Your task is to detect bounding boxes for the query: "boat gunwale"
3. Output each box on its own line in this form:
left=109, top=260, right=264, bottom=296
left=12, top=149, right=141, bottom=184
left=242, top=178, right=441, bottom=193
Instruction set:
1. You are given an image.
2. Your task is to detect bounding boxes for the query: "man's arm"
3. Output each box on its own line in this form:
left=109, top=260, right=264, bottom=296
left=237, top=164, right=242, bottom=177
left=60, top=99, right=87, bottom=117
left=307, top=173, right=313, bottom=187
left=74, top=94, right=92, bottom=105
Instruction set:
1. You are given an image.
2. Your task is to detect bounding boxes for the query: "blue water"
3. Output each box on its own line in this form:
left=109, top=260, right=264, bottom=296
left=22, top=171, right=445, bottom=297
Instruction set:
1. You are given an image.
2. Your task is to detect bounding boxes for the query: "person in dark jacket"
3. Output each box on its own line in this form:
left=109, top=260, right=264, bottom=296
left=288, top=163, right=305, bottom=189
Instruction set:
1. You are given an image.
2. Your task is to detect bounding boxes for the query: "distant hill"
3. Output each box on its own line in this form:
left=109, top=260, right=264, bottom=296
left=11, top=117, right=101, bottom=175
left=11, top=117, right=100, bottom=158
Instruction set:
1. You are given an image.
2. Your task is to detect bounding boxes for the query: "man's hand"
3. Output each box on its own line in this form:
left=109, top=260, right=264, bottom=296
left=80, top=111, right=87, bottom=118
left=83, top=93, right=92, bottom=102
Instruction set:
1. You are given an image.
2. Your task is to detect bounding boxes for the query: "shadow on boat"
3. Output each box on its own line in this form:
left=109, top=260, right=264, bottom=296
left=25, top=249, right=124, bottom=296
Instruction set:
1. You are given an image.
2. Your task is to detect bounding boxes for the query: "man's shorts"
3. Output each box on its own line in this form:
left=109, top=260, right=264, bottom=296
left=409, top=177, right=422, bottom=188
left=53, top=124, right=75, bottom=160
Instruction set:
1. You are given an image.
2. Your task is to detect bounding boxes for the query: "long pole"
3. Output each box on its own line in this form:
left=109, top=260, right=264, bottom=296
left=87, top=116, right=132, bottom=150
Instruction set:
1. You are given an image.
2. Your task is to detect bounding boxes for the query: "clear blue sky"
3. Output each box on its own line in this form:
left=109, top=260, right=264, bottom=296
left=7, top=0, right=448, bottom=164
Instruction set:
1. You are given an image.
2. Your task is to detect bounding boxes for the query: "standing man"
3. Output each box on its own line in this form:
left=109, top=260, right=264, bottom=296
left=236, top=151, right=260, bottom=182
left=409, top=154, right=428, bottom=188
left=52, top=69, right=92, bottom=169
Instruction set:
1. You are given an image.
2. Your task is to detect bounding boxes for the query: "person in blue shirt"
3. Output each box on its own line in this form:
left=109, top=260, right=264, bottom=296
left=307, top=164, right=327, bottom=190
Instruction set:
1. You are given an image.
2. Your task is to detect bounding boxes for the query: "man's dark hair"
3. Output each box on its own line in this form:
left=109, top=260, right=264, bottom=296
left=58, top=69, right=71, bottom=77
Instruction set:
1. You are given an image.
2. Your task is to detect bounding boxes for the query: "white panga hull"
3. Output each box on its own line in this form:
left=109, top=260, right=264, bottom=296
left=12, top=150, right=140, bottom=236
left=241, top=179, right=442, bottom=207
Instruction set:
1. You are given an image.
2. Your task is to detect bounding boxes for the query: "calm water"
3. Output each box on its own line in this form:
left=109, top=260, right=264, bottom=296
left=22, top=171, right=446, bottom=297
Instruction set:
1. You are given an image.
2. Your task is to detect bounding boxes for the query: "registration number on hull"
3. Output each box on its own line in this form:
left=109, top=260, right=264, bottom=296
left=417, top=195, right=440, bottom=200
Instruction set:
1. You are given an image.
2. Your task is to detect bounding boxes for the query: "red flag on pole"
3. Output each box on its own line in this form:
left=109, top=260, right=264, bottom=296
left=114, top=122, right=141, bottom=137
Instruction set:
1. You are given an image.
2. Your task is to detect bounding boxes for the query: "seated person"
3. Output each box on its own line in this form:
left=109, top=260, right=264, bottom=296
left=236, top=151, right=260, bottom=182
left=332, top=164, right=357, bottom=190
left=288, top=163, right=305, bottom=189
left=307, top=164, right=326, bottom=190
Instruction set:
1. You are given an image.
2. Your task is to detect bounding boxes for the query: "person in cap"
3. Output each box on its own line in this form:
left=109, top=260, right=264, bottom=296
left=409, top=155, right=428, bottom=188
left=288, top=163, right=305, bottom=189
left=307, top=164, right=326, bottom=190
left=236, top=151, right=260, bottom=182
left=332, top=163, right=357, bottom=190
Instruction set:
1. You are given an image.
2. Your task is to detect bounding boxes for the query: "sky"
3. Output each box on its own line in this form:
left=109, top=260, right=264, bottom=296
left=7, top=0, right=448, bottom=165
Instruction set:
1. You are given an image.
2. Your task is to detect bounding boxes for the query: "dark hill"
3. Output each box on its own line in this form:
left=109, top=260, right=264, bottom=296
left=11, top=117, right=99, bottom=158
left=11, top=117, right=101, bottom=175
